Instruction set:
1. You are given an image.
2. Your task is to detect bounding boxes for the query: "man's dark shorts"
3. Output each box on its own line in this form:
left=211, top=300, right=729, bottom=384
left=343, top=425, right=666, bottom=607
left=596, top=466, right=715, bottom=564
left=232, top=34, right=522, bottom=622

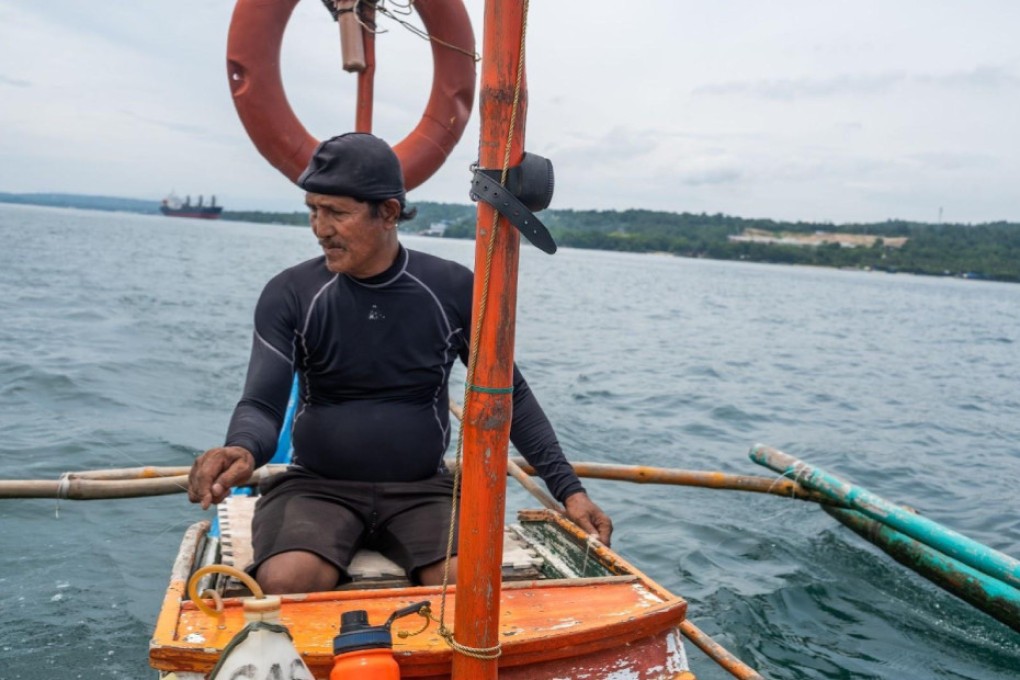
left=248, top=467, right=458, bottom=586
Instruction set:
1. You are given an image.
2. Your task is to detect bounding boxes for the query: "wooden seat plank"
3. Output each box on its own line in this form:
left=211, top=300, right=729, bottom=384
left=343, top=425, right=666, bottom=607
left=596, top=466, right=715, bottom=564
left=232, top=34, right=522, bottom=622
left=218, top=495, right=544, bottom=590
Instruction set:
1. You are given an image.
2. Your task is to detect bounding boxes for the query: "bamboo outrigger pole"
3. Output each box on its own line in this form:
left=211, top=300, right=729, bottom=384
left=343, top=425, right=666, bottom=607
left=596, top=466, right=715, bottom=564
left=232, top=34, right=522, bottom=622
left=0, top=455, right=837, bottom=505
left=452, top=0, right=529, bottom=677
left=511, top=458, right=840, bottom=504
left=0, top=465, right=288, bottom=500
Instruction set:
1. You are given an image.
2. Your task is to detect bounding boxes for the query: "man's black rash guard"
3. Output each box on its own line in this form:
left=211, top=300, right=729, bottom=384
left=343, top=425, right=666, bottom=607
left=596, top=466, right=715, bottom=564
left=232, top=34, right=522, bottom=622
left=225, top=246, right=585, bottom=503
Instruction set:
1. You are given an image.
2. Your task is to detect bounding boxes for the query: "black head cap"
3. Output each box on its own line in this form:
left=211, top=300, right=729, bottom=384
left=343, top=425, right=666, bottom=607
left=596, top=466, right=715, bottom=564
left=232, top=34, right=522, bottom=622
left=297, top=133, right=406, bottom=202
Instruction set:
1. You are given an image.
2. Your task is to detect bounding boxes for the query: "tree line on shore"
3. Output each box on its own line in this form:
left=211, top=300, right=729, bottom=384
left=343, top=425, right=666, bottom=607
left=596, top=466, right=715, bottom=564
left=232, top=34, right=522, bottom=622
left=3, top=192, right=1013, bottom=282
left=223, top=202, right=1020, bottom=283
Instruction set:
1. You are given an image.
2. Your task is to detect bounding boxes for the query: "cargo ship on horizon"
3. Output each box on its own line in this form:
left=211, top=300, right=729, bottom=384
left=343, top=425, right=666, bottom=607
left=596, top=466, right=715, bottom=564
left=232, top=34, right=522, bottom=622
left=160, top=193, right=223, bottom=219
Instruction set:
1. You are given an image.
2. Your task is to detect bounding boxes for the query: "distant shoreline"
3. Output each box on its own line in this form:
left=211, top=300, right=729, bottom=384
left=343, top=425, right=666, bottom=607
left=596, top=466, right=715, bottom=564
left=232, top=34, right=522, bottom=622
left=3, top=192, right=1018, bottom=283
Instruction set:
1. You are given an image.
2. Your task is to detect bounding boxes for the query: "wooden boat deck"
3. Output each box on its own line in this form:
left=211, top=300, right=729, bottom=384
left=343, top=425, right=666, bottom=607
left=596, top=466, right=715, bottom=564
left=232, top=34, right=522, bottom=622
left=151, top=509, right=691, bottom=679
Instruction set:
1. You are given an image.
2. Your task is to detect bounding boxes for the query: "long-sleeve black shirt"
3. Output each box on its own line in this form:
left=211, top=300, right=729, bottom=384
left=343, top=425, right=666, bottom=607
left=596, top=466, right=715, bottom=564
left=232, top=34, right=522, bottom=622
left=225, top=245, right=584, bottom=502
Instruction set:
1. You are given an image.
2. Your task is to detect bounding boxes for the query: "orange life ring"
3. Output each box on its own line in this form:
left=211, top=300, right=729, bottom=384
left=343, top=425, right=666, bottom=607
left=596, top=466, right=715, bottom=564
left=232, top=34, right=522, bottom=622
left=227, top=0, right=476, bottom=190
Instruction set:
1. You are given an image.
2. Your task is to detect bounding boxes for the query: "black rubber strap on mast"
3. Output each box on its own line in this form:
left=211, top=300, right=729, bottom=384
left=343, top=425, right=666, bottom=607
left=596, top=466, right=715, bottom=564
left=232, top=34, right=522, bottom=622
left=470, top=169, right=557, bottom=254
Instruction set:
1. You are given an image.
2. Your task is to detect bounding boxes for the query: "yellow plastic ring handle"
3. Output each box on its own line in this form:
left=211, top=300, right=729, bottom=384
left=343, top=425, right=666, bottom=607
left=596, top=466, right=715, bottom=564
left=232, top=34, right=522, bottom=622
left=186, top=564, right=265, bottom=620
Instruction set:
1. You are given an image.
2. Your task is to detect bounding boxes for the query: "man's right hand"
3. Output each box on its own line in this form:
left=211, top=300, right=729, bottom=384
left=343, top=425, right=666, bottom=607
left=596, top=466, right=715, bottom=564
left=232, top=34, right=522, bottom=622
left=187, top=446, right=256, bottom=510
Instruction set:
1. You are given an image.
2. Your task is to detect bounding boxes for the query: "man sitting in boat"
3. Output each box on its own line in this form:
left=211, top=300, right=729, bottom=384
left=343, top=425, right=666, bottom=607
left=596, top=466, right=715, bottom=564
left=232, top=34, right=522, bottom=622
left=186, top=133, right=613, bottom=594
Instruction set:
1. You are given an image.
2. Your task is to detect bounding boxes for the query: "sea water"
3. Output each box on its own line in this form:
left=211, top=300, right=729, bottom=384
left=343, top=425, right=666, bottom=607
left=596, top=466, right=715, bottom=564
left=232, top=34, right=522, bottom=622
left=0, top=203, right=1017, bottom=679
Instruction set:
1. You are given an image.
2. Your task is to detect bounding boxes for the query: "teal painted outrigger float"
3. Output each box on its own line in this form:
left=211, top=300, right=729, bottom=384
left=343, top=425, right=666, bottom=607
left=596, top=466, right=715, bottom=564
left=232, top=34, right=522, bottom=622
left=750, top=444, right=1020, bottom=633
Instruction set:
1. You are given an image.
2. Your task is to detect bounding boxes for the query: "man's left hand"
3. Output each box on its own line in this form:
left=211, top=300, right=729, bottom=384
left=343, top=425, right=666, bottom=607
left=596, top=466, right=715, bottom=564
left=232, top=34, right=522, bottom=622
left=563, top=492, right=613, bottom=547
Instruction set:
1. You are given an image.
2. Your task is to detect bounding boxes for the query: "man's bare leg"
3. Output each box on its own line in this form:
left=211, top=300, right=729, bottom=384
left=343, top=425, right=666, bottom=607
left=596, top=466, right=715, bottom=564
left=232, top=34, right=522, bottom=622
left=256, top=550, right=340, bottom=594
left=417, top=556, right=458, bottom=586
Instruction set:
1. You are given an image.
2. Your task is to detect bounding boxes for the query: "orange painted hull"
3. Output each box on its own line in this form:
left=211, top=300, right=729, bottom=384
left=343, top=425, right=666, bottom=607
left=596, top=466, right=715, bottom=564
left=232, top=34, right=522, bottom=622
left=150, top=513, right=693, bottom=679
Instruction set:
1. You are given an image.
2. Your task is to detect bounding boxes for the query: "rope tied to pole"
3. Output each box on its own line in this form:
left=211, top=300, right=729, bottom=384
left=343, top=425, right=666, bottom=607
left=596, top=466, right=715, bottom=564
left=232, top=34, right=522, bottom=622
left=438, top=626, right=503, bottom=659
left=320, top=0, right=479, bottom=61
left=376, top=2, right=480, bottom=62
left=56, top=473, right=72, bottom=500
left=388, top=599, right=500, bottom=659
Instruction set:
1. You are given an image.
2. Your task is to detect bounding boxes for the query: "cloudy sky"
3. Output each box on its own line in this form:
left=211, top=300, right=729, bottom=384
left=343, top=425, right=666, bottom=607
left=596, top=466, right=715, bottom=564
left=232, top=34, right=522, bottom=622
left=1, top=1, right=1018, bottom=224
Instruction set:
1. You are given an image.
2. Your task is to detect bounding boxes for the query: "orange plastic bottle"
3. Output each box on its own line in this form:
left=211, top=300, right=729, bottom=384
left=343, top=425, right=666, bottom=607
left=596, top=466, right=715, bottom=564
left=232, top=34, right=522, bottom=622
left=330, top=610, right=399, bottom=680
left=329, top=602, right=430, bottom=680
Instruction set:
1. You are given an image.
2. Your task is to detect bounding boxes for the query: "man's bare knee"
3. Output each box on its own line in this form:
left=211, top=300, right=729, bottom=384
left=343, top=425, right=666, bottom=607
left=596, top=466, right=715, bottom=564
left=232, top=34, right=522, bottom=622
left=256, top=550, right=340, bottom=594
left=417, top=557, right=457, bottom=586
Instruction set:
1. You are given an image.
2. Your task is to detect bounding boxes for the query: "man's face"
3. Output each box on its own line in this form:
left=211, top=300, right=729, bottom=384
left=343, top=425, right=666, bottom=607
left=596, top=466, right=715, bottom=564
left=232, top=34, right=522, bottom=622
left=306, top=192, right=395, bottom=277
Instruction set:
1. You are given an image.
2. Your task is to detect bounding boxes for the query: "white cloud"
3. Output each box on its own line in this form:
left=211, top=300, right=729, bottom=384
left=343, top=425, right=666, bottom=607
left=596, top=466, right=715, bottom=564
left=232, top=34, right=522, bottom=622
left=1, top=0, right=1018, bottom=222
left=693, top=66, right=1020, bottom=100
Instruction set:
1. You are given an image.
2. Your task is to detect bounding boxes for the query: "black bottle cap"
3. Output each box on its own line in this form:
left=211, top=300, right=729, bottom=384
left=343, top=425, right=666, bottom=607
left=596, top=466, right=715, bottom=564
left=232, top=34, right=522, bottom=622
left=333, top=609, right=392, bottom=655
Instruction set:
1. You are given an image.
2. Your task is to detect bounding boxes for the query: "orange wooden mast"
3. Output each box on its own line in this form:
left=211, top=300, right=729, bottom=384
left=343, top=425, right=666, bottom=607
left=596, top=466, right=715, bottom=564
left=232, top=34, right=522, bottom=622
left=452, top=0, right=529, bottom=678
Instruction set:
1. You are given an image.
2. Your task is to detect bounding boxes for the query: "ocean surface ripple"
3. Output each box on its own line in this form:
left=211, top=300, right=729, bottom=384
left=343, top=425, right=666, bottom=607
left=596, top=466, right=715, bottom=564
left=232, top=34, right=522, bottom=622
left=1, top=204, right=1018, bottom=679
